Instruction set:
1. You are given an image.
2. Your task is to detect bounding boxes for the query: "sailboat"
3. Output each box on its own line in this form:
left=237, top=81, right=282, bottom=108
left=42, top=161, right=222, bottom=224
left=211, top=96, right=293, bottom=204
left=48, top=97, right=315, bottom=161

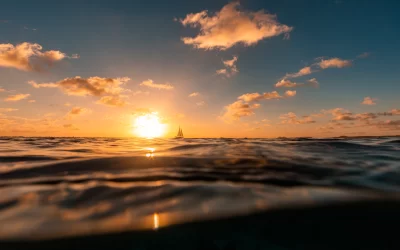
left=175, top=126, right=184, bottom=139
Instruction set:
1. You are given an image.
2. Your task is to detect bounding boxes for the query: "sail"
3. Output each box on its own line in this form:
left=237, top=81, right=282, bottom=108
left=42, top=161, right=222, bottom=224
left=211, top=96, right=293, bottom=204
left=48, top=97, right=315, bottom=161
left=176, top=126, right=184, bottom=138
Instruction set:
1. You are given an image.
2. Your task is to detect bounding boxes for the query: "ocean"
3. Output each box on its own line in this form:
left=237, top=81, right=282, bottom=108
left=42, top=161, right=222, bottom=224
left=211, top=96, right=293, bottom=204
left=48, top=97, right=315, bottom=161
left=0, top=136, right=399, bottom=249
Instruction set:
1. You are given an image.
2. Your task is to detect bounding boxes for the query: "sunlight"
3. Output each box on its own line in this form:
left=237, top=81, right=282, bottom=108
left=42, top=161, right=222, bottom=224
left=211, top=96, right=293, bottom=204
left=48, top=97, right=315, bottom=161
left=133, top=112, right=166, bottom=138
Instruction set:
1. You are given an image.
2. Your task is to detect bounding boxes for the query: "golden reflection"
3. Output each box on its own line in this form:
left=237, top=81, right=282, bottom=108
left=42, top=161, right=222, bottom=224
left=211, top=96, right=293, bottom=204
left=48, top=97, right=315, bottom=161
left=153, top=213, right=159, bottom=230
left=145, top=148, right=155, bottom=158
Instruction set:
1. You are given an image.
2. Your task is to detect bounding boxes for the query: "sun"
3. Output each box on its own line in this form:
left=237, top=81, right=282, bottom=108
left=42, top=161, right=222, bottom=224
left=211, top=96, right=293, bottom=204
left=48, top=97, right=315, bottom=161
left=133, top=112, right=166, bottom=138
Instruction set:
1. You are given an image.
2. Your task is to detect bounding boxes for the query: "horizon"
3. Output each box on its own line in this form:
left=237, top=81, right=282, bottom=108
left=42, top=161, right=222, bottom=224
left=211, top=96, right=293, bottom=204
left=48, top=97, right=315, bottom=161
left=1, top=0, right=399, bottom=138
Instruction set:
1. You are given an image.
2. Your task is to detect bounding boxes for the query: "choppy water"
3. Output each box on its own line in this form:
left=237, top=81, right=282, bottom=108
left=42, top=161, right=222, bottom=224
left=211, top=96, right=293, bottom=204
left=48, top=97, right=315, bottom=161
left=0, top=136, right=399, bottom=249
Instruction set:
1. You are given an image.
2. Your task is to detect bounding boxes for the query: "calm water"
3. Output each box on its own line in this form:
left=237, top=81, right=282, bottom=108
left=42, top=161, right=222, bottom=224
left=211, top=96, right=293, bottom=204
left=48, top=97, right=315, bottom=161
left=0, top=136, right=399, bottom=249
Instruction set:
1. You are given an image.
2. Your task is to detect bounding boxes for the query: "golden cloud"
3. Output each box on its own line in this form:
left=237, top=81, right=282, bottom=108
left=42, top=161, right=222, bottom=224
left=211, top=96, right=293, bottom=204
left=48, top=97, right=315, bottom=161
left=180, top=2, right=292, bottom=50
left=96, top=96, right=127, bottom=107
left=4, top=93, right=30, bottom=102
left=140, top=79, right=174, bottom=90
left=0, top=42, right=77, bottom=71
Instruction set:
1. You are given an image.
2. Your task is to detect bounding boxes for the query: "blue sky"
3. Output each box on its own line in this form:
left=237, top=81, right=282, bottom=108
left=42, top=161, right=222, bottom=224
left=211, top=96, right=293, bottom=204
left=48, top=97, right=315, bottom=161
left=0, top=0, right=399, bottom=137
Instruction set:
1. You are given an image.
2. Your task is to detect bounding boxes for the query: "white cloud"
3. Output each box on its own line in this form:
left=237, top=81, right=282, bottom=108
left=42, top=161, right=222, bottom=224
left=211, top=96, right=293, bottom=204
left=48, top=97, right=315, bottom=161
left=140, top=79, right=174, bottom=90
left=189, top=92, right=199, bottom=97
left=0, top=42, right=77, bottom=71
left=179, top=2, right=292, bottom=50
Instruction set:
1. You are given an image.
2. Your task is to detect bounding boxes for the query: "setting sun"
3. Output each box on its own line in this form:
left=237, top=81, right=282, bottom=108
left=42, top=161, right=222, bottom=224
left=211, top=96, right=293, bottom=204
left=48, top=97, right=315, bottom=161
left=133, top=112, right=166, bottom=138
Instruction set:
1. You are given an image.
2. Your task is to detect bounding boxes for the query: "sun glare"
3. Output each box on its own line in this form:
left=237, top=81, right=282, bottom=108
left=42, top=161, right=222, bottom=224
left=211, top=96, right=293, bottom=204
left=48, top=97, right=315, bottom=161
left=133, top=112, right=166, bottom=138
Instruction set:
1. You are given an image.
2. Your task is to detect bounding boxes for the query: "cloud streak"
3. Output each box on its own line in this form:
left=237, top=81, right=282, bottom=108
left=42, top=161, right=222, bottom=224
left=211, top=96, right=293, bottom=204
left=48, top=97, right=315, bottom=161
left=179, top=2, right=292, bottom=50
left=140, top=79, right=174, bottom=90
left=4, top=94, right=30, bottom=102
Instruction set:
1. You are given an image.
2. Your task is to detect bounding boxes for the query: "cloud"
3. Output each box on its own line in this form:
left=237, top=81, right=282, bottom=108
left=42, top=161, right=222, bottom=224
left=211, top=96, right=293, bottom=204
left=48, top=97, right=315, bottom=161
left=28, top=76, right=130, bottom=96
left=284, top=66, right=313, bottom=79
left=357, top=52, right=370, bottom=59
left=222, top=100, right=261, bottom=121
left=0, top=88, right=5, bottom=92
left=0, top=108, right=18, bottom=112
left=189, top=92, right=199, bottom=97
left=238, top=91, right=282, bottom=102
left=4, top=93, right=30, bottom=102
left=279, top=112, right=316, bottom=124
left=131, top=90, right=150, bottom=96
left=318, top=58, right=352, bottom=69
left=285, top=90, right=296, bottom=97
left=362, top=97, right=377, bottom=105
left=0, top=42, right=77, bottom=71
left=176, top=113, right=185, bottom=119
left=28, top=100, right=36, bottom=103
left=275, top=79, right=300, bottom=88
left=66, top=107, right=91, bottom=117
left=96, top=96, right=127, bottom=107
left=64, top=102, right=71, bottom=107
left=196, top=101, right=206, bottom=106
left=140, top=79, right=174, bottom=90
left=307, top=78, right=319, bottom=87
left=217, top=56, right=239, bottom=77
left=63, top=124, right=79, bottom=130
left=179, top=2, right=292, bottom=50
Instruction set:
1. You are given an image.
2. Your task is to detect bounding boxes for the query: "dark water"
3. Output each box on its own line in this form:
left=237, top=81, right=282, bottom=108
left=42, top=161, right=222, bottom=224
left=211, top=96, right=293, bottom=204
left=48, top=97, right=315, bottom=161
left=0, top=136, right=399, bottom=249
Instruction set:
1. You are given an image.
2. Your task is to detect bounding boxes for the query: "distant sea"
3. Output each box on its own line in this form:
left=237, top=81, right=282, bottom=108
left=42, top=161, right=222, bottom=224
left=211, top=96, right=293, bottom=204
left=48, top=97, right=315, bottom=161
left=0, top=136, right=399, bottom=250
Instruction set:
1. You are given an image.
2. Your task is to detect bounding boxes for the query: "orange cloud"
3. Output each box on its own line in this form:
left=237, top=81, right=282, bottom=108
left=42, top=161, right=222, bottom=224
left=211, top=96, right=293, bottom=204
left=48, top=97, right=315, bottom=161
left=285, top=90, right=296, bottom=97
left=28, top=100, right=36, bottom=103
left=96, top=96, right=127, bottom=107
left=189, top=92, right=199, bottom=97
left=285, top=66, right=313, bottom=79
left=275, top=79, right=300, bottom=88
left=222, top=100, right=261, bottom=121
left=318, top=58, right=352, bottom=69
left=217, top=56, right=239, bottom=77
left=63, top=124, right=79, bottom=130
left=238, top=91, right=282, bottom=102
left=0, top=108, right=18, bottom=112
left=0, top=42, right=77, bottom=71
left=4, top=93, right=30, bottom=102
left=66, top=107, right=91, bottom=117
left=280, top=112, right=316, bottom=124
left=362, top=97, right=377, bottom=105
left=140, top=79, right=174, bottom=90
left=196, top=101, right=206, bottom=107
left=0, top=88, right=5, bottom=92
left=28, top=76, right=130, bottom=96
left=179, top=2, right=292, bottom=50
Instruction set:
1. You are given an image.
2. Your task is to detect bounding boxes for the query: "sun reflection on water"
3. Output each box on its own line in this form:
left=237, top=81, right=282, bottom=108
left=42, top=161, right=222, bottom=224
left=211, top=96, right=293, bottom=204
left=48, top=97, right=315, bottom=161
left=153, top=213, right=159, bottom=230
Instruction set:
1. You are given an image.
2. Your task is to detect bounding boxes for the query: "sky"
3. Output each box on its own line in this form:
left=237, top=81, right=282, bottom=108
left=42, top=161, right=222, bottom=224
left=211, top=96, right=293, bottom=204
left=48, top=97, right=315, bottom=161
left=0, top=0, right=399, bottom=138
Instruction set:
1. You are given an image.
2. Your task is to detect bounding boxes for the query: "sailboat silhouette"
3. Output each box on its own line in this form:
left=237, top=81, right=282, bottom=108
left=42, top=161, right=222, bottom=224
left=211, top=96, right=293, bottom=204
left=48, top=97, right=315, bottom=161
left=175, top=126, right=184, bottom=139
